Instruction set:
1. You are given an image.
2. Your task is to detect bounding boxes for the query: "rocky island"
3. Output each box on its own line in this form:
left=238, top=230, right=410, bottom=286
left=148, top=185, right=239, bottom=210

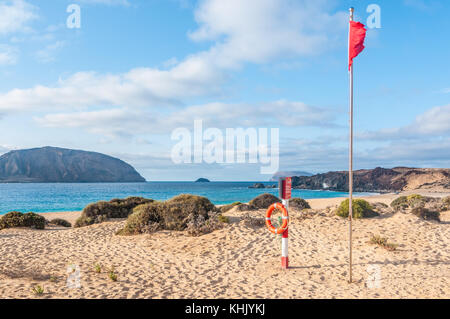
left=0, top=146, right=146, bottom=183
left=195, top=178, right=210, bottom=182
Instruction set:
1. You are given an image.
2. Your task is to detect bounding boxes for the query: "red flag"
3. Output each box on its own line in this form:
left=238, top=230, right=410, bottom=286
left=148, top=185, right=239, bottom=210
left=348, top=21, right=367, bottom=70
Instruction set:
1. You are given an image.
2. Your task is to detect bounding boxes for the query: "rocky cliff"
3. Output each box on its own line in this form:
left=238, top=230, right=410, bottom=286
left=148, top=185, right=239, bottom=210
left=0, top=147, right=146, bottom=183
left=291, top=167, right=450, bottom=192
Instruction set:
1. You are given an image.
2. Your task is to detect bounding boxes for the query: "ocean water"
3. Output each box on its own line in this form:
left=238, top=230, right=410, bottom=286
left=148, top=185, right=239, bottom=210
left=0, top=182, right=374, bottom=214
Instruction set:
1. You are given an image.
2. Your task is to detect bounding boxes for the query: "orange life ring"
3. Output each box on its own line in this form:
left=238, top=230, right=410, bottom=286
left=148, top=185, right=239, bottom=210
left=266, top=202, right=288, bottom=235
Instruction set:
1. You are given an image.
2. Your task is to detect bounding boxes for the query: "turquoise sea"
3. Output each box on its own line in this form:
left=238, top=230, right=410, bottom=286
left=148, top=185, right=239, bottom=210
left=0, top=182, right=374, bottom=214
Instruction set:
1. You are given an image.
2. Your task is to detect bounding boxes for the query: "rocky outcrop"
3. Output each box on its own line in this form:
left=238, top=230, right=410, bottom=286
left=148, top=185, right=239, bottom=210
left=270, top=171, right=312, bottom=181
left=291, top=167, right=450, bottom=192
left=0, top=146, right=146, bottom=183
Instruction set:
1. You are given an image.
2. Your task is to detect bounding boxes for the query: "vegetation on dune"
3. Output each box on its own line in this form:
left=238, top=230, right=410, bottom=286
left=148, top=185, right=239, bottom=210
left=31, top=285, right=44, bottom=296
left=410, top=207, right=440, bottom=222
left=217, top=214, right=230, bottom=223
left=74, top=197, right=153, bottom=227
left=289, top=197, right=311, bottom=210
left=49, top=218, right=72, bottom=227
left=406, top=194, right=426, bottom=208
left=108, top=267, right=118, bottom=282
left=336, top=199, right=379, bottom=219
left=94, top=263, right=102, bottom=274
left=164, top=194, right=217, bottom=230
left=248, top=193, right=281, bottom=209
left=390, top=194, right=446, bottom=213
left=117, top=194, right=224, bottom=237
left=220, top=202, right=242, bottom=213
left=116, top=202, right=163, bottom=235
left=0, top=211, right=46, bottom=230
left=390, top=196, right=408, bottom=211
left=369, top=235, right=398, bottom=251
left=442, top=196, right=450, bottom=210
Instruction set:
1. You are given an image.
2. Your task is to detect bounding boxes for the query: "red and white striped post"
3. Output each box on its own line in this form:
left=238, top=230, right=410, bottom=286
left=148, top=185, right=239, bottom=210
left=279, top=177, right=291, bottom=269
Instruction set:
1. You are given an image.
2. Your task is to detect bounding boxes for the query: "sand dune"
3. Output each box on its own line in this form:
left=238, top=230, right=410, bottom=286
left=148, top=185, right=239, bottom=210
left=0, top=192, right=448, bottom=299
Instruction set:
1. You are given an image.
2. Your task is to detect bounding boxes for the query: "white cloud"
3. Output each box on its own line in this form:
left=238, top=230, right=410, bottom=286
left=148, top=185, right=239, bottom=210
left=35, top=100, right=334, bottom=137
left=0, top=65, right=223, bottom=113
left=0, top=0, right=347, bottom=115
left=189, top=0, right=346, bottom=68
left=358, top=104, right=450, bottom=140
left=0, top=0, right=37, bottom=35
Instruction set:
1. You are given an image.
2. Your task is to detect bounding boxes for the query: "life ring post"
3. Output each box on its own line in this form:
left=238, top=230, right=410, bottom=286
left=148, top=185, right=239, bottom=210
left=265, top=177, right=292, bottom=269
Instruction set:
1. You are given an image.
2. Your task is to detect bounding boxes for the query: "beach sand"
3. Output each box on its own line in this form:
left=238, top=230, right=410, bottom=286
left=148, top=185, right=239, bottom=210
left=0, top=191, right=448, bottom=299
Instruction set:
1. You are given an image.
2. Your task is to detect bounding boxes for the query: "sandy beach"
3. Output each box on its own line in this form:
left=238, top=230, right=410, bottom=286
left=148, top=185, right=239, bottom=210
left=0, top=191, right=449, bottom=299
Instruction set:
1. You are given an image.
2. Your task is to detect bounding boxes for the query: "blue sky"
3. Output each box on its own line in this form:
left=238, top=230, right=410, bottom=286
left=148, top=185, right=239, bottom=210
left=0, top=0, right=449, bottom=181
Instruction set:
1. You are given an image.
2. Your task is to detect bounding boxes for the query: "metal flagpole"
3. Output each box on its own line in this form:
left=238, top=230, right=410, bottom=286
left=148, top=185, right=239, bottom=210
left=348, top=7, right=354, bottom=284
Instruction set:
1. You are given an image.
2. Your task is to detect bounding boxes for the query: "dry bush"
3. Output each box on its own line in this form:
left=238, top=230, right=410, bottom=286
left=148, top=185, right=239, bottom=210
left=369, top=235, right=398, bottom=251
left=75, top=197, right=153, bottom=227
left=117, top=194, right=221, bottom=236
left=49, top=218, right=71, bottom=227
left=410, top=207, right=440, bottom=222
left=0, top=212, right=46, bottom=230
left=289, top=197, right=311, bottom=210
left=391, top=194, right=444, bottom=213
left=116, top=202, right=163, bottom=235
left=248, top=193, right=281, bottom=209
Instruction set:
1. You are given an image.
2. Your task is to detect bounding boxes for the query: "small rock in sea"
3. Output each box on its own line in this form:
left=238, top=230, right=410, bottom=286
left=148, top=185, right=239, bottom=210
left=248, top=183, right=265, bottom=189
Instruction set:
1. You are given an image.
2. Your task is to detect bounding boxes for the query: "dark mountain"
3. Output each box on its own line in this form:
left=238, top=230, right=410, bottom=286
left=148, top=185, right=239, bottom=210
left=0, top=147, right=146, bottom=183
left=291, top=167, right=450, bottom=192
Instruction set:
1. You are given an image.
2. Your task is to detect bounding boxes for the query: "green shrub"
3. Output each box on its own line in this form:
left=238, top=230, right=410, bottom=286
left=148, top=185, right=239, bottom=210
left=390, top=196, right=408, bottom=210
left=117, top=194, right=220, bottom=236
left=0, top=211, right=24, bottom=229
left=21, top=213, right=46, bottom=229
left=116, top=202, right=163, bottom=235
left=74, top=216, right=93, bottom=228
left=0, top=212, right=46, bottom=230
left=290, top=198, right=311, bottom=210
left=49, top=218, right=72, bottom=227
left=336, top=199, right=378, bottom=219
left=163, top=194, right=216, bottom=230
left=94, top=263, right=102, bottom=273
left=410, top=207, right=440, bottom=222
left=220, top=202, right=242, bottom=213
left=108, top=267, right=118, bottom=282
left=248, top=193, right=280, bottom=209
left=75, top=197, right=153, bottom=227
left=31, top=285, right=44, bottom=296
left=406, top=194, right=426, bottom=208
